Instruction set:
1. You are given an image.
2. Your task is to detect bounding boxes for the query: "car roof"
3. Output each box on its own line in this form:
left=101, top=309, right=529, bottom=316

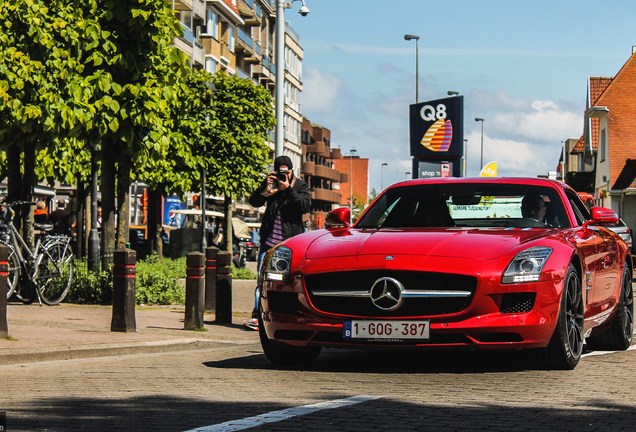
left=386, top=177, right=570, bottom=191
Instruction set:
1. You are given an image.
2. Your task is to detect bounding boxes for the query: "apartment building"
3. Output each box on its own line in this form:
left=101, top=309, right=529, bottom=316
left=301, top=118, right=346, bottom=228
left=172, top=0, right=207, bottom=69
left=171, top=0, right=304, bottom=176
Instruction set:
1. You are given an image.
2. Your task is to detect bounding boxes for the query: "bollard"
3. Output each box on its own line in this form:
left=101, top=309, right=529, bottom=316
left=0, top=244, right=8, bottom=339
left=204, top=247, right=219, bottom=312
left=184, top=252, right=205, bottom=330
left=111, top=248, right=137, bottom=332
left=215, top=251, right=232, bottom=323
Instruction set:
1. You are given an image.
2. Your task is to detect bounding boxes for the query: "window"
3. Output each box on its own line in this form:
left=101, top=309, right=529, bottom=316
left=180, top=11, right=193, bottom=29
left=228, top=27, right=235, bottom=53
left=205, top=57, right=218, bottom=74
left=600, top=129, right=606, bottom=162
left=206, top=10, right=219, bottom=39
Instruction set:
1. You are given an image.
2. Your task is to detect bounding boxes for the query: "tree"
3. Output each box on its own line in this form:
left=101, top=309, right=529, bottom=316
left=135, top=68, right=216, bottom=256
left=0, top=0, right=102, bottom=244
left=0, top=0, right=192, bottom=267
left=206, top=72, right=275, bottom=252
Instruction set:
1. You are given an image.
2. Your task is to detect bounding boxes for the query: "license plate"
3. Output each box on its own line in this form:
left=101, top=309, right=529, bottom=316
left=343, top=320, right=430, bottom=340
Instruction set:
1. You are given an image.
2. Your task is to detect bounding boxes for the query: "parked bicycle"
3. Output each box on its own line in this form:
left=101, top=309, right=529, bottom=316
left=1, top=200, right=74, bottom=305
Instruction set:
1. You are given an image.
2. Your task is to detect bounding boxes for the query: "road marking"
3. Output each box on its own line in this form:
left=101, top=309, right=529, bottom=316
left=183, top=395, right=381, bottom=432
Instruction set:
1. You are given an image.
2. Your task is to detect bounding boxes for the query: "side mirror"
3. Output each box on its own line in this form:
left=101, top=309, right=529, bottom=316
left=325, top=207, right=351, bottom=229
left=583, top=206, right=618, bottom=229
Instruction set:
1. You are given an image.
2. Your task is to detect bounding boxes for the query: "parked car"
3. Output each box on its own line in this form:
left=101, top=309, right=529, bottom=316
left=257, top=177, right=633, bottom=370
left=607, top=218, right=633, bottom=251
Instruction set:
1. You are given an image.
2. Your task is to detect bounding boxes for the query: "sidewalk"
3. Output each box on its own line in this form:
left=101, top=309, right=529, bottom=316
left=0, top=279, right=260, bottom=366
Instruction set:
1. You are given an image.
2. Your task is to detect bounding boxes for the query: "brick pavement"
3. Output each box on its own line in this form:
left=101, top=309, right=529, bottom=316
left=0, top=278, right=260, bottom=366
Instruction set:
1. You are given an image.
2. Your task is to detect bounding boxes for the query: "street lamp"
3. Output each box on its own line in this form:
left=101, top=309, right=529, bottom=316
left=403, top=34, right=420, bottom=103
left=463, top=139, right=468, bottom=177
left=447, top=90, right=459, bottom=96
left=275, top=0, right=310, bottom=158
left=381, top=162, right=388, bottom=190
left=560, top=140, right=566, bottom=180
left=475, top=118, right=484, bottom=172
left=405, top=171, right=411, bottom=180
left=349, top=148, right=357, bottom=224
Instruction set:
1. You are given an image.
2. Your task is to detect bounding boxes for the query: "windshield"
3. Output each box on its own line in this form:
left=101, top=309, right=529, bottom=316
left=356, top=183, right=570, bottom=229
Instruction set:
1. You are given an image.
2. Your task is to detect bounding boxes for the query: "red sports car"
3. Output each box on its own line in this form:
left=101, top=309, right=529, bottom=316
left=258, top=178, right=634, bottom=369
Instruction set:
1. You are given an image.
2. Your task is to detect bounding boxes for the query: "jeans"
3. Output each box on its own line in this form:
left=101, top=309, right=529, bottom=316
left=252, top=250, right=268, bottom=317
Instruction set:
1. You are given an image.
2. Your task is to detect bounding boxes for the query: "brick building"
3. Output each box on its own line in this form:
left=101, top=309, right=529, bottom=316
left=570, top=50, right=636, bottom=240
left=301, top=119, right=346, bottom=229
left=333, top=151, right=369, bottom=222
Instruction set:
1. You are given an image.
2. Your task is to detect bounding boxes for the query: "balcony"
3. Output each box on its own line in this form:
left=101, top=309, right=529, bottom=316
left=209, top=0, right=243, bottom=24
left=236, top=28, right=260, bottom=63
left=237, top=66, right=251, bottom=80
left=312, top=188, right=341, bottom=204
left=239, top=0, right=261, bottom=26
left=302, top=160, right=316, bottom=176
left=192, top=40, right=205, bottom=67
left=173, top=0, right=205, bottom=20
left=305, top=140, right=330, bottom=158
left=314, top=165, right=341, bottom=182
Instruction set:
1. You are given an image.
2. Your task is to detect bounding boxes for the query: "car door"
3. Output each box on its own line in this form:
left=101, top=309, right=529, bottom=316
left=564, top=190, right=617, bottom=311
left=591, top=226, right=620, bottom=307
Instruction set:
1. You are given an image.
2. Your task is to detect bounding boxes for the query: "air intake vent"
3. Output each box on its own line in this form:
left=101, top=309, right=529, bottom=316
left=500, top=293, right=536, bottom=314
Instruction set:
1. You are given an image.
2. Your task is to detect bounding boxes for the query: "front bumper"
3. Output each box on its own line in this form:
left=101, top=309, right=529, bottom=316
left=260, top=271, right=562, bottom=350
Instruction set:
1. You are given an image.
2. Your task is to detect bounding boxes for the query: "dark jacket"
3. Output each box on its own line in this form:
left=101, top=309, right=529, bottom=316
left=248, top=175, right=310, bottom=250
left=49, top=208, right=72, bottom=234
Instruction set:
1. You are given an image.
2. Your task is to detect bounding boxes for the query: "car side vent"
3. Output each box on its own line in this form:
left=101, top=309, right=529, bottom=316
left=500, top=293, right=536, bottom=314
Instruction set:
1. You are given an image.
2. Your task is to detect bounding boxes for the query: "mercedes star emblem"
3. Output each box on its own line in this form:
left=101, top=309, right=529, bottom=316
left=369, top=277, right=405, bottom=311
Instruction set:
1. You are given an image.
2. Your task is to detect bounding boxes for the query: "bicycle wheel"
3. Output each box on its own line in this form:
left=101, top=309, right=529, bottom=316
left=35, top=239, right=74, bottom=305
left=1, top=242, right=20, bottom=299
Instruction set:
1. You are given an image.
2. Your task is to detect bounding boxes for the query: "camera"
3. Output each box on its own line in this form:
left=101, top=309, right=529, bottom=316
left=298, top=5, right=310, bottom=16
left=277, top=170, right=289, bottom=182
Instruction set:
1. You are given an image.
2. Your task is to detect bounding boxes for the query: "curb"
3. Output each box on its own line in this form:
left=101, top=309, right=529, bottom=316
left=0, top=338, right=259, bottom=366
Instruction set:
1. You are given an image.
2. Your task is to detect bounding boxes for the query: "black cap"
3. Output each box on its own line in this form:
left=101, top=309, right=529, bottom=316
left=274, top=155, right=293, bottom=171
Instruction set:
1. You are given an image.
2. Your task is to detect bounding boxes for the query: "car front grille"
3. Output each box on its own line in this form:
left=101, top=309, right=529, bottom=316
left=305, top=270, right=477, bottom=317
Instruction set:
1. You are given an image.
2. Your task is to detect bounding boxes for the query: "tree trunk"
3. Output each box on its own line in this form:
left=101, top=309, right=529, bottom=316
left=223, top=196, right=233, bottom=255
left=101, top=138, right=117, bottom=269
left=22, top=140, right=36, bottom=250
left=115, top=150, right=131, bottom=250
left=6, top=141, right=21, bottom=231
left=76, top=181, right=88, bottom=258
left=147, top=189, right=164, bottom=257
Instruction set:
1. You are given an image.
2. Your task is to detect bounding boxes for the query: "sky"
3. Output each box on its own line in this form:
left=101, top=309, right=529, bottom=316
left=284, top=0, right=636, bottom=194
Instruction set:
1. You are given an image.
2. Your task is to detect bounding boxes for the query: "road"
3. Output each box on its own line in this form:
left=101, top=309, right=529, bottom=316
left=2, top=339, right=635, bottom=431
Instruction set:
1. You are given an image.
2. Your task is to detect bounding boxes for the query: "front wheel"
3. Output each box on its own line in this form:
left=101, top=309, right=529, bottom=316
left=35, top=240, right=74, bottom=306
left=540, top=264, right=584, bottom=370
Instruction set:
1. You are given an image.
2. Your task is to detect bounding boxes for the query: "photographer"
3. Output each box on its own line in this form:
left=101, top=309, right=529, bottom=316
left=246, top=155, right=310, bottom=329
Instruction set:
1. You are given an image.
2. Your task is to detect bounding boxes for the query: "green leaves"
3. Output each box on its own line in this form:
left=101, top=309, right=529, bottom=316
left=0, top=0, right=276, bottom=211
left=202, top=72, right=275, bottom=198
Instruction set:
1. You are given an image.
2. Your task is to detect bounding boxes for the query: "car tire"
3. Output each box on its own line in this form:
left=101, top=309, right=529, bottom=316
left=540, top=264, right=584, bottom=370
left=258, top=314, right=321, bottom=366
left=585, top=263, right=634, bottom=351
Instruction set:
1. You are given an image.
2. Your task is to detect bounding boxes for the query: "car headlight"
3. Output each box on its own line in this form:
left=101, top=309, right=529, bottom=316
left=502, top=247, right=552, bottom=284
left=265, top=246, right=292, bottom=282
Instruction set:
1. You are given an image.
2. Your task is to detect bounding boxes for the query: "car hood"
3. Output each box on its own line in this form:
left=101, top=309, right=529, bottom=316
left=305, top=228, right=555, bottom=261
